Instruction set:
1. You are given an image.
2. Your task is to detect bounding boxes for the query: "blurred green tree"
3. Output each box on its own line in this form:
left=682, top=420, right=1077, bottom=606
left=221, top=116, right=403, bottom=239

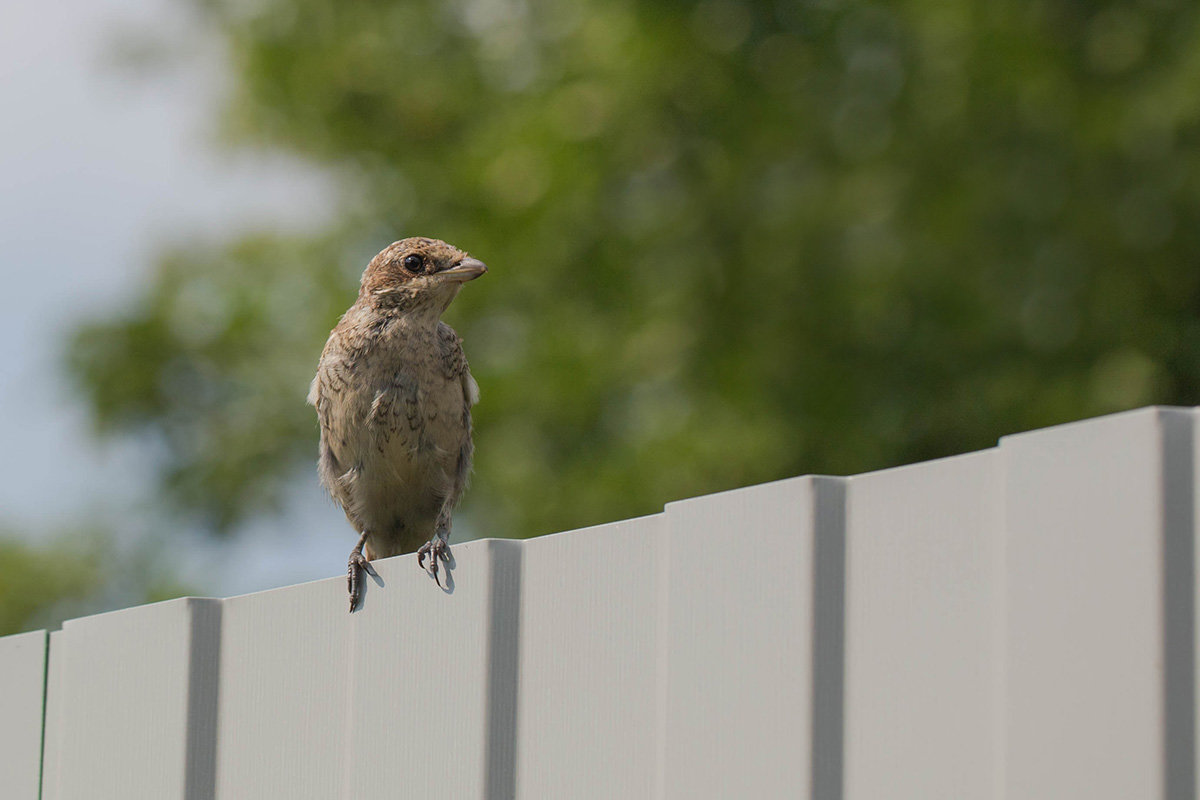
left=0, top=534, right=100, bottom=636
left=0, top=527, right=191, bottom=636
left=68, top=0, right=1200, bottom=541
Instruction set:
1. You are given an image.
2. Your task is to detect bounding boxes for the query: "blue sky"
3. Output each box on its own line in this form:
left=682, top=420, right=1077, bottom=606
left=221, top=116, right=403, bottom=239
left=0, top=0, right=354, bottom=595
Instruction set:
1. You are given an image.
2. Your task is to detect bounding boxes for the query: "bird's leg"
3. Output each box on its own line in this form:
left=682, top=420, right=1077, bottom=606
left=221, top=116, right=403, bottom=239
left=416, top=534, right=450, bottom=587
left=347, top=530, right=371, bottom=612
left=417, top=510, right=453, bottom=587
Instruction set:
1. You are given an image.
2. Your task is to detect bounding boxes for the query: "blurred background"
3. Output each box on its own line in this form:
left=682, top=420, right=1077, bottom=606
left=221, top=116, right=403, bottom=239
left=5, top=0, right=1200, bottom=635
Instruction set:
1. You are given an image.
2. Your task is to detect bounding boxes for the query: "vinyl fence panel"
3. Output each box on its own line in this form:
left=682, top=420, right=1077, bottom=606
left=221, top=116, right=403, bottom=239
left=843, top=450, right=1002, bottom=800
left=1003, top=407, right=1194, bottom=799
left=2, top=406, right=1197, bottom=799
left=40, top=598, right=220, bottom=800
left=213, top=539, right=518, bottom=799
left=513, top=515, right=663, bottom=799
left=0, top=629, right=47, bottom=800
left=661, top=475, right=845, bottom=800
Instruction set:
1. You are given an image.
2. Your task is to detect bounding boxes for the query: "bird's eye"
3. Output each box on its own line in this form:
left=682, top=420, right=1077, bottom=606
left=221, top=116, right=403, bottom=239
left=403, top=254, right=423, bottom=273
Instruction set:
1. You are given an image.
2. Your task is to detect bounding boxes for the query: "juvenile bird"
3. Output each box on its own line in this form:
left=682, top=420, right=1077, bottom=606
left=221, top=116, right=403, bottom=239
left=308, top=237, right=486, bottom=611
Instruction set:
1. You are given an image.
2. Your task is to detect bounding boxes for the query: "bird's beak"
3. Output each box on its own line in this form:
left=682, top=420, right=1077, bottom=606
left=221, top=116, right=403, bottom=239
left=436, top=257, right=488, bottom=282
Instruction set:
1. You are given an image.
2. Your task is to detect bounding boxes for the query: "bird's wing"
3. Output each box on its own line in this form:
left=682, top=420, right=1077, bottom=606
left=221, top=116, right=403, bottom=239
left=453, top=367, right=477, bottom=498
left=309, top=337, right=355, bottom=503
left=438, top=322, right=477, bottom=501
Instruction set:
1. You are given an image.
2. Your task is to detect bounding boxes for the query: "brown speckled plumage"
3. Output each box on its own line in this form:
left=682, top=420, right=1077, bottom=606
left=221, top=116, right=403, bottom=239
left=308, top=237, right=486, bottom=609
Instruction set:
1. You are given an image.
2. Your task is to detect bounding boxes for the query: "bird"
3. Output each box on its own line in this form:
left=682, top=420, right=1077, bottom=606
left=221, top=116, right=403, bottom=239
left=308, top=237, right=486, bottom=611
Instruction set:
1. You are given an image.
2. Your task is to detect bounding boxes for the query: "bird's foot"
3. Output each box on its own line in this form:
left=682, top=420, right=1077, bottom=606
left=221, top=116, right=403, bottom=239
left=417, top=536, right=451, bottom=587
left=347, top=533, right=371, bottom=612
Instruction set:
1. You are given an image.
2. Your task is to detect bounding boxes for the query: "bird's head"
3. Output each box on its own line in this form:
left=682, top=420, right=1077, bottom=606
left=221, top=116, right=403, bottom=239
left=360, top=237, right=487, bottom=316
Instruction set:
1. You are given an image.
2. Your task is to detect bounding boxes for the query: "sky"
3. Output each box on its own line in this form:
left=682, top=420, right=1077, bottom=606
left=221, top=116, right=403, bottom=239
left=0, top=0, right=353, bottom=596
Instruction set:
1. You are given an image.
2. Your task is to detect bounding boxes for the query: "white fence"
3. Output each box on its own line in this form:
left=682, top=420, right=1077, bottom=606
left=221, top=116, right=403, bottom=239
left=1, top=406, right=1196, bottom=799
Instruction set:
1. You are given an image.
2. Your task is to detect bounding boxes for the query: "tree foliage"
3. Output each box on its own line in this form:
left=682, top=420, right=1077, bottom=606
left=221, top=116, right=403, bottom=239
left=0, top=534, right=101, bottom=636
left=70, top=0, right=1200, bottom=540
left=0, top=528, right=191, bottom=636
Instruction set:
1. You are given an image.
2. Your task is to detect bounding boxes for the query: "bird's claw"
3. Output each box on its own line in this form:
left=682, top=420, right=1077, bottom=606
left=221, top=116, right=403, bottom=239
left=347, top=550, right=371, bottom=612
left=416, top=537, right=451, bottom=587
